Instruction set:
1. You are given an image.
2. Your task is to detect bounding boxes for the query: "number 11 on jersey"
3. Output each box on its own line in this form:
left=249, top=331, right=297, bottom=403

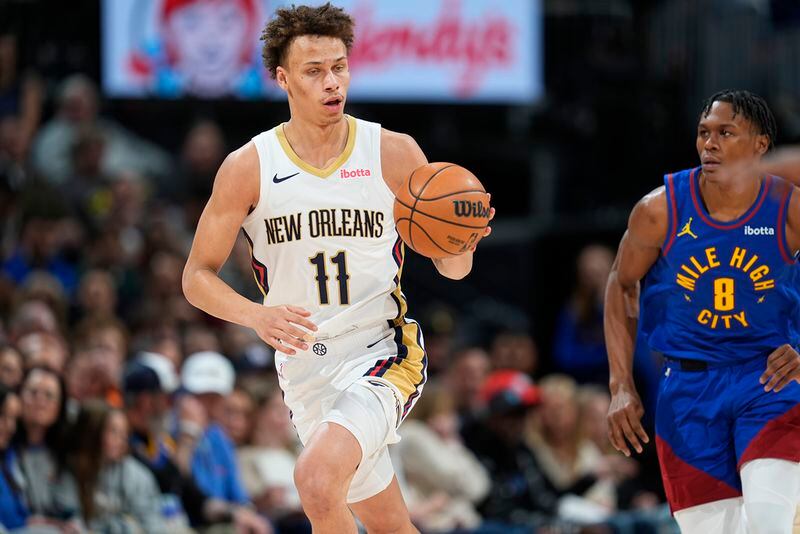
left=310, top=251, right=350, bottom=305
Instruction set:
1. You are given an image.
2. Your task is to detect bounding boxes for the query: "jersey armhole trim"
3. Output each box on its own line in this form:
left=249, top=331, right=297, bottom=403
left=242, top=135, right=267, bottom=227
left=374, top=127, right=400, bottom=207
left=662, top=173, right=678, bottom=256
left=776, top=178, right=795, bottom=263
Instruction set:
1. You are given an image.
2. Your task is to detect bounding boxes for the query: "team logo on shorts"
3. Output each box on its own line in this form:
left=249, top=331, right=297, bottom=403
left=312, top=343, right=327, bottom=356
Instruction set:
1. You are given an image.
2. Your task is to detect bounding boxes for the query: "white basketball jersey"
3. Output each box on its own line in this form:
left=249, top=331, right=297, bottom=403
left=241, top=115, right=407, bottom=339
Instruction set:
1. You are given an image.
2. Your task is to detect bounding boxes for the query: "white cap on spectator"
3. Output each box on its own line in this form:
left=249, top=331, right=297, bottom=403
left=181, top=351, right=235, bottom=395
left=137, top=351, right=179, bottom=393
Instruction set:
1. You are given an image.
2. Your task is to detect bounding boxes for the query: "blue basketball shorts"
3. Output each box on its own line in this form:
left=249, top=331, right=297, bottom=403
left=654, top=354, right=800, bottom=513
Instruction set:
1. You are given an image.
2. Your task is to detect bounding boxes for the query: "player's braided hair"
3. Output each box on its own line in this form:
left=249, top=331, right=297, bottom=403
left=261, top=2, right=355, bottom=80
left=701, top=90, right=777, bottom=150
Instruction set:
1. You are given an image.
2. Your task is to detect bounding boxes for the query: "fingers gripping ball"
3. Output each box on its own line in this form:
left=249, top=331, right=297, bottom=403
left=393, top=163, right=491, bottom=258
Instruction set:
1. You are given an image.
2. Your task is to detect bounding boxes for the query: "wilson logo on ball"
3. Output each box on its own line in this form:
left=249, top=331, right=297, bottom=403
left=452, top=200, right=489, bottom=218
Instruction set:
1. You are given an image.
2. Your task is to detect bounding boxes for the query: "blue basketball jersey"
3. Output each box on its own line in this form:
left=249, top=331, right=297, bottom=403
left=640, top=167, right=800, bottom=363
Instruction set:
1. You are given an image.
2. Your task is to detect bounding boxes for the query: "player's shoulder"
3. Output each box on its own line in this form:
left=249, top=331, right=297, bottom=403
left=380, top=128, right=427, bottom=193
left=632, top=185, right=668, bottom=224
left=626, top=185, right=668, bottom=247
left=212, top=141, right=260, bottom=205
left=380, top=128, right=424, bottom=160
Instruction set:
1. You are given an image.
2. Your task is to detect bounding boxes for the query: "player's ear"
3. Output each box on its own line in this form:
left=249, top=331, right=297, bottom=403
left=276, top=67, right=289, bottom=91
left=755, top=133, right=770, bottom=155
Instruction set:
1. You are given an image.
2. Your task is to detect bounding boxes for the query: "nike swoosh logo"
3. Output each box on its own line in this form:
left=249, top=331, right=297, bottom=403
left=273, top=172, right=300, bottom=183
left=366, top=333, right=392, bottom=349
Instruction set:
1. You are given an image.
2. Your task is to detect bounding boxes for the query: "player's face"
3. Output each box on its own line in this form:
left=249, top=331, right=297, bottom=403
left=276, top=35, right=349, bottom=125
left=696, top=101, right=769, bottom=181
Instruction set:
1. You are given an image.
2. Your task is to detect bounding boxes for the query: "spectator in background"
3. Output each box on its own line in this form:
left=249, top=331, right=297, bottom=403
left=145, top=250, right=200, bottom=327
left=133, top=325, right=184, bottom=372
left=183, top=324, right=222, bottom=357
left=7, top=299, right=59, bottom=342
left=16, top=331, right=69, bottom=373
left=0, top=115, right=33, bottom=194
left=396, top=381, right=489, bottom=532
left=220, top=323, right=272, bottom=373
left=2, top=209, right=78, bottom=297
left=223, top=386, right=255, bottom=448
left=578, top=386, right=665, bottom=513
left=70, top=400, right=166, bottom=533
left=71, top=316, right=129, bottom=407
left=0, top=344, right=23, bottom=389
left=123, top=357, right=206, bottom=530
left=527, top=375, right=636, bottom=513
left=490, top=330, right=539, bottom=376
left=419, top=303, right=457, bottom=377
left=62, top=126, right=114, bottom=235
left=552, top=244, right=614, bottom=384
left=0, top=384, right=26, bottom=530
left=236, top=380, right=306, bottom=529
left=73, top=269, right=118, bottom=324
left=31, top=74, right=171, bottom=185
left=461, top=369, right=558, bottom=530
left=16, top=272, right=69, bottom=329
left=0, top=29, right=43, bottom=157
left=179, top=351, right=270, bottom=533
left=168, top=120, right=226, bottom=225
left=444, top=346, right=490, bottom=427
left=13, top=366, right=82, bottom=529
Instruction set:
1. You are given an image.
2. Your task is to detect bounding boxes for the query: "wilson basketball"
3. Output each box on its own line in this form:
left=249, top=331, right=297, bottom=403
left=393, top=162, right=491, bottom=258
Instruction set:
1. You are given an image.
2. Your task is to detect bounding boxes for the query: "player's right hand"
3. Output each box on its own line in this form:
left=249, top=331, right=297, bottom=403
left=246, top=305, right=317, bottom=356
left=608, top=383, right=649, bottom=457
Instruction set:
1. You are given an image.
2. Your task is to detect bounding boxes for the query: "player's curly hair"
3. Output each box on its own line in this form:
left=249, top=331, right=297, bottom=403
left=701, top=90, right=777, bottom=150
left=260, top=3, right=355, bottom=79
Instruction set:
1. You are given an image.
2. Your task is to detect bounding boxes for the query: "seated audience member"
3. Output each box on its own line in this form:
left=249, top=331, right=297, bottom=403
left=0, top=345, right=22, bottom=390
left=13, top=366, right=82, bottom=529
left=461, top=369, right=557, bottom=528
left=222, top=385, right=255, bottom=448
left=180, top=351, right=270, bottom=534
left=70, top=400, right=165, bottom=533
left=396, top=381, right=489, bottom=532
left=15, top=331, right=68, bottom=374
left=552, top=244, right=614, bottom=385
left=123, top=357, right=204, bottom=529
left=0, top=385, right=25, bottom=529
left=237, top=380, right=307, bottom=529
left=444, top=346, right=490, bottom=427
left=527, top=374, right=636, bottom=512
left=489, top=331, right=539, bottom=376
left=7, top=300, right=59, bottom=342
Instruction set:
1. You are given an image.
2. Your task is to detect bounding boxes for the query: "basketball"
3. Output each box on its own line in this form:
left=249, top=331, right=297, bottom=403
left=393, top=162, right=491, bottom=258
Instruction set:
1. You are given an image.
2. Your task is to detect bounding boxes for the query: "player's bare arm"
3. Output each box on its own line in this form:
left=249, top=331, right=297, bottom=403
left=380, top=128, right=493, bottom=280
left=605, top=186, right=667, bottom=456
left=182, top=143, right=317, bottom=356
left=759, top=185, right=800, bottom=393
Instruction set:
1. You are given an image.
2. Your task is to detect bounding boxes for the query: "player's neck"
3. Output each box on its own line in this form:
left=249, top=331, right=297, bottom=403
left=282, top=115, right=350, bottom=169
left=699, top=171, right=762, bottom=220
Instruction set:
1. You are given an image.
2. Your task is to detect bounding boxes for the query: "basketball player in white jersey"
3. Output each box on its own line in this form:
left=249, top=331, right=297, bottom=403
left=182, top=4, right=492, bottom=533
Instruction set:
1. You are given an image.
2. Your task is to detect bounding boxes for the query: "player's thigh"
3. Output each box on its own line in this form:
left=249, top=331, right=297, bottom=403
left=741, top=459, right=800, bottom=534
left=732, top=360, right=800, bottom=467
left=295, top=421, right=362, bottom=493
left=349, top=476, right=416, bottom=534
left=673, top=497, right=746, bottom=534
left=656, top=364, right=741, bottom=511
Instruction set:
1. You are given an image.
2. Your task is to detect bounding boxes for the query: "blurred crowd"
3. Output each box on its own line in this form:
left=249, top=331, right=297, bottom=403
left=0, top=25, right=677, bottom=534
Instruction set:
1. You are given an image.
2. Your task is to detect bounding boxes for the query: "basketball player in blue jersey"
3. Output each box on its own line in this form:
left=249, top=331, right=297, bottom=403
left=182, top=4, right=491, bottom=534
left=605, top=90, right=800, bottom=534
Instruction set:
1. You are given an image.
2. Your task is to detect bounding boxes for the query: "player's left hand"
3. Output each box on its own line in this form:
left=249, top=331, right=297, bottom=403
left=469, top=193, right=494, bottom=252
left=760, top=344, right=800, bottom=392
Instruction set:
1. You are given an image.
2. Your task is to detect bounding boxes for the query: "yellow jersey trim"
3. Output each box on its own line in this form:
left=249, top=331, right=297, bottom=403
left=275, top=115, right=357, bottom=178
